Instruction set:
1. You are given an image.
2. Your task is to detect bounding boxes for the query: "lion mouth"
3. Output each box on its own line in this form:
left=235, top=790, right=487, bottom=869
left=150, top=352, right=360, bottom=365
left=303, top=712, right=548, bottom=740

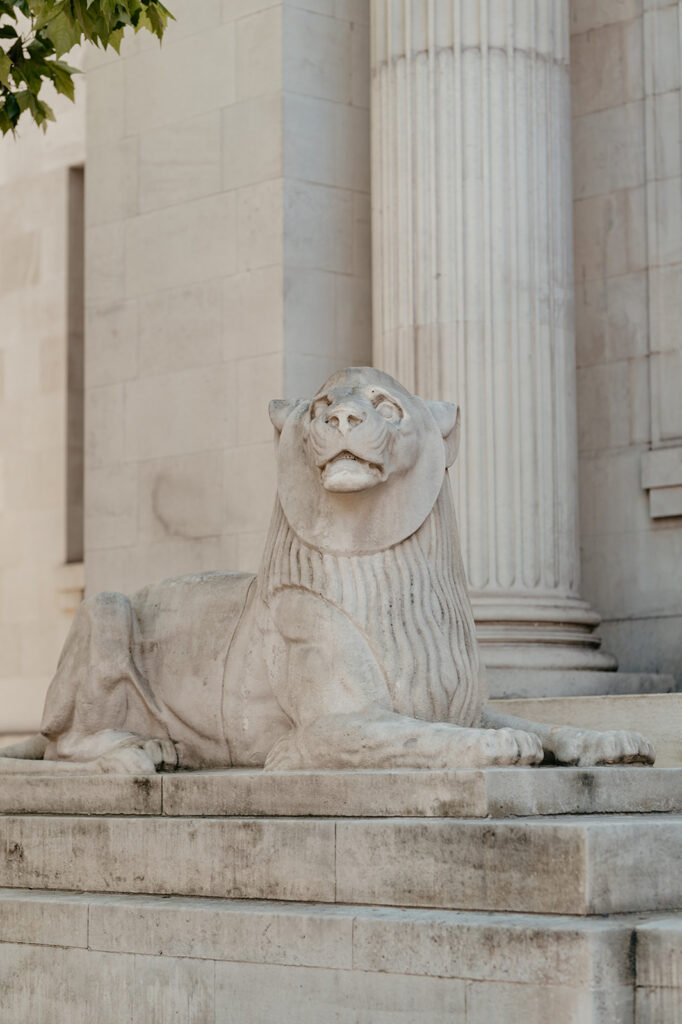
left=320, top=451, right=386, bottom=492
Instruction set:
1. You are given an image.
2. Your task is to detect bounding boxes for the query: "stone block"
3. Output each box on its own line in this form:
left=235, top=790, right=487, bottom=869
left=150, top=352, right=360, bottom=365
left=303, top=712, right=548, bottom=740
left=572, top=102, right=645, bottom=200
left=352, top=907, right=634, bottom=988
left=137, top=281, right=223, bottom=378
left=466, top=980, right=634, bottom=1024
left=637, top=917, right=682, bottom=990
left=124, top=366, right=236, bottom=462
left=132, top=952, right=214, bottom=1023
left=85, top=138, right=138, bottom=228
left=0, top=816, right=336, bottom=902
left=161, top=766, right=682, bottom=819
left=85, top=463, right=138, bottom=550
left=223, top=267, right=284, bottom=361
left=214, top=961, right=467, bottom=1024
left=85, top=301, right=138, bottom=388
left=284, top=181, right=355, bottom=273
left=222, top=95, right=282, bottom=190
left=636, top=986, right=682, bottom=1023
left=86, top=221, right=125, bottom=306
left=237, top=353, right=286, bottom=444
left=236, top=6, right=283, bottom=101
left=2, top=810, right=677, bottom=913
left=89, top=893, right=354, bottom=968
left=84, top=385, right=124, bottom=468
left=284, top=93, right=370, bottom=192
left=570, top=0, right=640, bottom=35
left=138, top=452, right=224, bottom=543
left=334, top=815, right=682, bottom=915
left=223, top=442, right=278, bottom=533
left=0, top=890, right=89, bottom=948
left=125, top=192, right=237, bottom=297
left=139, top=111, right=222, bottom=214
left=0, top=944, right=135, bottom=1024
left=0, top=775, right=161, bottom=815
left=283, top=7, right=353, bottom=103
left=571, top=23, right=627, bottom=119
left=235, top=179, right=284, bottom=272
left=577, top=359, right=632, bottom=452
left=125, top=24, right=236, bottom=135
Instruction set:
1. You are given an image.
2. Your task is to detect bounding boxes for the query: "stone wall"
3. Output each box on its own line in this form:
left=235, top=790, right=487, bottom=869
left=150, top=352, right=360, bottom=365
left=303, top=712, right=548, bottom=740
left=84, top=0, right=372, bottom=597
left=0, top=62, right=86, bottom=732
left=571, top=0, right=682, bottom=686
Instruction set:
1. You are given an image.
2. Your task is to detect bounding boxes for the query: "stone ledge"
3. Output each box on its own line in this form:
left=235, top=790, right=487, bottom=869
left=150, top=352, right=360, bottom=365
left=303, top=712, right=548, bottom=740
left=488, top=669, right=676, bottom=699
left=1, top=766, right=680, bottom=819
left=0, top=889, right=642, bottom=987
left=0, top=813, right=680, bottom=915
left=1, top=890, right=678, bottom=1024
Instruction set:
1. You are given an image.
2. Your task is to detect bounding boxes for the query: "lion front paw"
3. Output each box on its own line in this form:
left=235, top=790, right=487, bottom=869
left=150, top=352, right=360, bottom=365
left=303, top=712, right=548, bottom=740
left=97, top=737, right=179, bottom=775
left=458, top=727, right=544, bottom=768
left=548, top=726, right=655, bottom=767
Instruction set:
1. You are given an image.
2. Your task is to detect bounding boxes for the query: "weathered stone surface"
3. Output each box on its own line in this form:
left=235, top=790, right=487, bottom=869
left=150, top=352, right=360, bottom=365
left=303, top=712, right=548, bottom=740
left=1, top=813, right=680, bottom=915
left=0, top=890, right=89, bottom=948
left=3, top=765, right=678, bottom=820
left=0, top=816, right=335, bottom=902
left=335, top=815, right=682, bottom=915
left=213, top=961, right=467, bottom=1023
left=0, top=889, right=671, bottom=1023
left=0, top=773, right=161, bottom=815
left=637, top=917, right=682, bottom=989
left=162, top=768, right=488, bottom=818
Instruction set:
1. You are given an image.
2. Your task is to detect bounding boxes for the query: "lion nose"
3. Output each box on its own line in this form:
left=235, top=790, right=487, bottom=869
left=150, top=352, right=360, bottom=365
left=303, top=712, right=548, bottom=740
left=325, top=405, right=365, bottom=435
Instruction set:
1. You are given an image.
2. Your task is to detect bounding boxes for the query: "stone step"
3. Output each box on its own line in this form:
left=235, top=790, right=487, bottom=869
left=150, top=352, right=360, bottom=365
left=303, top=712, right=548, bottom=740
left=1, top=765, right=680, bottom=818
left=490, top=693, right=682, bottom=767
left=0, top=888, right=673, bottom=1024
left=0, top=811, right=680, bottom=915
left=488, top=668, right=677, bottom=700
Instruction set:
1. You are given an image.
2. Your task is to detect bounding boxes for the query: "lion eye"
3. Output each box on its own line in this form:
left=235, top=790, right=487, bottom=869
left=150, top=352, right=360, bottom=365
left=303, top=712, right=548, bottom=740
left=312, top=397, right=331, bottom=420
left=376, top=399, right=401, bottom=420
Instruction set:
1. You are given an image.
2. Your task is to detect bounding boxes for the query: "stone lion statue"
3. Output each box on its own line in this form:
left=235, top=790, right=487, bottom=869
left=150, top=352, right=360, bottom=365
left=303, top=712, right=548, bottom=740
left=0, top=367, right=654, bottom=774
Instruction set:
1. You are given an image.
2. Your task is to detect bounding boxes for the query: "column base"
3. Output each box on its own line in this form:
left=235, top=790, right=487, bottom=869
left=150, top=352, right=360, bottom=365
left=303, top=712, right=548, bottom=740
left=472, top=594, right=618, bottom=673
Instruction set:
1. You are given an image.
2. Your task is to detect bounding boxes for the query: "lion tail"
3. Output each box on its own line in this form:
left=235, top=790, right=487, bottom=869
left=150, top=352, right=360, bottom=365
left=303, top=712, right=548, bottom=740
left=0, top=734, right=116, bottom=774
left=0, top=734, right=48, bottom=760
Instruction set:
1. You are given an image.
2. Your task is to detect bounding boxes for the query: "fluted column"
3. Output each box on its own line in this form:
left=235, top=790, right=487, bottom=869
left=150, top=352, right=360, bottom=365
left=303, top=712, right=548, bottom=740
left=371, top=0, right=616, bottom=678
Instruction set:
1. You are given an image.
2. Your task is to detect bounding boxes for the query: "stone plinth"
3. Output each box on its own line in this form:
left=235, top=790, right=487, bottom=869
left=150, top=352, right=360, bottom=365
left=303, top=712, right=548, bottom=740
left=1, top=766, right=681, bottom=1020
left=0, top=889, right=648, bottom=1024
left=1, top=769, right=682, bottom=916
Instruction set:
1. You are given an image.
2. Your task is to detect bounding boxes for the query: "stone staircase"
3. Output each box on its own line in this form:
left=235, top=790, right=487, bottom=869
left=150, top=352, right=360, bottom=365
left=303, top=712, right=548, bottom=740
left=0, top=767, right=681, bottom=1022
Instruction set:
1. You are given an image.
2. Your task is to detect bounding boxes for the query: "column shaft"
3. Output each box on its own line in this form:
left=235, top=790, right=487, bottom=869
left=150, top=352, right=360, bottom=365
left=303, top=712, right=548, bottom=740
left=371, top=0, right=615, bottom=673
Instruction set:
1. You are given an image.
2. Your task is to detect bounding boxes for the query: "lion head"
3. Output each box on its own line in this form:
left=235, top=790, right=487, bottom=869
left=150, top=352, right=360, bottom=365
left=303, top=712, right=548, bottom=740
left=269, top=367, right=460, bottom=555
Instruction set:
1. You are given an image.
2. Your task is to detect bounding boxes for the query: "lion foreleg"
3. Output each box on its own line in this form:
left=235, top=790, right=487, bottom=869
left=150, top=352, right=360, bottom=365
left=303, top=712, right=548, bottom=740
left=481, top=707, right=655, bottom=766
left=265, top=711, right=543, bottom=770
left=265, top=589, right=543, bottom=771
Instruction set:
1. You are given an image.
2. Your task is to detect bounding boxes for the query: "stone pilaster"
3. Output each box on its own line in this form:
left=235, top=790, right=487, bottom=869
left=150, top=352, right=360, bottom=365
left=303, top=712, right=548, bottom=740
left=370, top=0, right=616, bottom=682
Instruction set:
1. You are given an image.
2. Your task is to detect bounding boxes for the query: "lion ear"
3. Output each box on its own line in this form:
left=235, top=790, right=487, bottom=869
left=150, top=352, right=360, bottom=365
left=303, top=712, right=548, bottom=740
left=427, top=400, right=460, bottom=467
left=269, top=398, right=298, bottom=434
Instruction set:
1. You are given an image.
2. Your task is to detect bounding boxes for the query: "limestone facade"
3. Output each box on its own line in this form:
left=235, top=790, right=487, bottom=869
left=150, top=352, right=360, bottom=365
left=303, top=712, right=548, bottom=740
left=0, top=0, right=679, bottom=732
left=0, top=55, right=86, bottom=734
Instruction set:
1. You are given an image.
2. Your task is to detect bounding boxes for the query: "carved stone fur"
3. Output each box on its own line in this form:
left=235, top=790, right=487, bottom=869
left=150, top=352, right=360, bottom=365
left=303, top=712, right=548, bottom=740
left=0, top=367, right=655, bottom=774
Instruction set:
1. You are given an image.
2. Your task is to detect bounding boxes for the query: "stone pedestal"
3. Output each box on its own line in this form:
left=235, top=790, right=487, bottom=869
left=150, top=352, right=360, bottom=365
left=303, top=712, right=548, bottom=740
left=0, top=767, right=681, bottom=1021
left=370, top=0, right=616, bottom=682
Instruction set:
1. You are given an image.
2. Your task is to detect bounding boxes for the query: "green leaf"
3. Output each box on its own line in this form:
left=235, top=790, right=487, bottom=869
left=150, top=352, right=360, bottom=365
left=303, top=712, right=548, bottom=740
left=44, top=10, right=82, bottom=55
left=49, top=58, right=76, bottom=99
left=0, top=49, right=10, bottom=87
